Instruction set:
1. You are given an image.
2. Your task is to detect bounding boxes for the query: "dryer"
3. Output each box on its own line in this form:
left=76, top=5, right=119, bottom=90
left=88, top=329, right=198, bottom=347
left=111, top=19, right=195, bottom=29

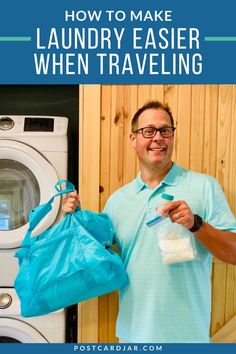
left=0, top=115, right=68, bottom=286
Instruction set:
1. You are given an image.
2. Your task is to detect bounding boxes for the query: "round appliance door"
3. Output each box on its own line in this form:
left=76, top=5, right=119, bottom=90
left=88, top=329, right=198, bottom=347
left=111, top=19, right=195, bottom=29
left=0, top=318, right=48, bottom=342
left=0, top=140, right=60, bottom=249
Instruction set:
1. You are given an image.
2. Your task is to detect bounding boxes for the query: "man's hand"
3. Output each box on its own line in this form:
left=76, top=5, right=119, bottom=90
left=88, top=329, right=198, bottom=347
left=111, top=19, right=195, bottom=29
left=62, top=191, right=80, bottom=213
left=161, top=200, right=195, bottom=230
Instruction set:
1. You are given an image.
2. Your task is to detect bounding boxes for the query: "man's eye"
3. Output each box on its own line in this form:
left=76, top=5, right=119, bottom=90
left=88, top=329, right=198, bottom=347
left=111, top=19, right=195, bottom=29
left=161, top=128, right=168, bottom=133
left=145, top=128, right=155, bottom=133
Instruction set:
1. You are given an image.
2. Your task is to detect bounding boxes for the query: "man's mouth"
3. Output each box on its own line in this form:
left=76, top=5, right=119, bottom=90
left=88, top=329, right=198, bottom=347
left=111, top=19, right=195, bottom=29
left=148, top=147, right=166, bottom=151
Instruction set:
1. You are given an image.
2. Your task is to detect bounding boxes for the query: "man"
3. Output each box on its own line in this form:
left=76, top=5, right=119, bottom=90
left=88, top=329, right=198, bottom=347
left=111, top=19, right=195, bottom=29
left=63, top=100, right=236, bottom=343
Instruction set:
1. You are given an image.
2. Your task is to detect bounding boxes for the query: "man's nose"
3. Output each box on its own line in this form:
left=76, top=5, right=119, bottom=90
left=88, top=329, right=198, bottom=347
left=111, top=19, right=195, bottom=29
left=152, top=130, right=164, bottom=140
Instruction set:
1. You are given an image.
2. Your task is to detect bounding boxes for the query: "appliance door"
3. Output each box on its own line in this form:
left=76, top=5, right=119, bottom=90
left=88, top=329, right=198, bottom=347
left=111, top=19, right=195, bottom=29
left=0, top=140, right=60, bottom=249
left=0, top=318, right=48, bottom=343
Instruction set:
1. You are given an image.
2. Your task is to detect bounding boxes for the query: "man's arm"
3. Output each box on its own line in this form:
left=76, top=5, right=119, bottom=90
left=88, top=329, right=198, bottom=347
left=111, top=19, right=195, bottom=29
left=162, top=200, right=236, bottom=265
left=194, top=222, right=236, bottom=265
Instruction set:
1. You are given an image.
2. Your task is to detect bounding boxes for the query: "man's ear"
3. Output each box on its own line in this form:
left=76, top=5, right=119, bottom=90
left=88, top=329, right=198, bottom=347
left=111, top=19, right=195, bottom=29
left=130, top=132, right=137, bottom=149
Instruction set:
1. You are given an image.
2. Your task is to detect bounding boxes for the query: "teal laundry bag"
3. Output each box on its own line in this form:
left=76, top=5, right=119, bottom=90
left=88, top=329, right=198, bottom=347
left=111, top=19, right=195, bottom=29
left=14, top=180, right=128, bottom=317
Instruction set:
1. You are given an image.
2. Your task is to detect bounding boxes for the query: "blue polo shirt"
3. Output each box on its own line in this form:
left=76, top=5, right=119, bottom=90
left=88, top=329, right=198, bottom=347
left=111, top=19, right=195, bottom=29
left=104, top=163, right=236, bottom=343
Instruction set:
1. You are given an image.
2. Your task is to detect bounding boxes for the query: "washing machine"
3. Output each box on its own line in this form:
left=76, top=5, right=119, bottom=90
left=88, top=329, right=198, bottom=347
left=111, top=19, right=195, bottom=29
left=0, top=288, right=65, bottom=342
left=0, top=115, right=69, bottom=342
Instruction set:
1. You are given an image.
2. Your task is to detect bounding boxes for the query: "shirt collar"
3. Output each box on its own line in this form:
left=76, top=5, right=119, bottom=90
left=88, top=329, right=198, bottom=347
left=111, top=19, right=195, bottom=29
left=134, top=162, right=184, bottom=193
left=134, top=173, right=147, bottom=193
left=163, top=162, right=183, bottom=186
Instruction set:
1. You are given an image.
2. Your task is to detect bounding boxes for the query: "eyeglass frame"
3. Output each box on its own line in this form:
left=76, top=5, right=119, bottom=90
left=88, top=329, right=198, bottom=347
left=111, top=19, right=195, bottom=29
left=132, top=126, right=176, bottom=138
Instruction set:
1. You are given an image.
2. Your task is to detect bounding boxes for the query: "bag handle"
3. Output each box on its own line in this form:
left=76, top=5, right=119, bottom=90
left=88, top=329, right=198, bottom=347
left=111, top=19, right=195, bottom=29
left=22, top=179, right=75, bottom=246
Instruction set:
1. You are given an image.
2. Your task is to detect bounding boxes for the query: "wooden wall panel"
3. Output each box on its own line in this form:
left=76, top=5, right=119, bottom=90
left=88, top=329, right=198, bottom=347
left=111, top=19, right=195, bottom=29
left=216, top=86, right=232, bottom=195
left=202, top=85, right=218, bottom=177
left=225, top=265, right=236, bottom=323
left=123, top=85, right=138, bottom=185
left=190, top=85, right=205, bottom=172
left=99, top=85, right=112, bottom=343
left=137, top=85, right=152, bottom=106
left=79, top=84, right=236, bottom=343
left=100, top=85, right=112, bottom=211
left=150, top=85, right=164, bottom=103
left=229, top=86, right=236, bottom=212
left=176, top=85, right=191, bottom=169
left=212, top=314, right=236, bottom=343
left=79, top=85, right=101, bottom=342
left=211, top=260, right=228, bottom=336
left=79, top=85, right=101, bottom=210
left=223, top=85, right=236, bottom=328
left=164, top=85, right=178, bottom=162
left=109, top=85, right=125, bottom=193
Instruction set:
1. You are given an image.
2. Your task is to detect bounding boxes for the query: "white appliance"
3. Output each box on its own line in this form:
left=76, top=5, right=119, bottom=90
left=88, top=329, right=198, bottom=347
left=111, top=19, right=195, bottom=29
left=0, top=115, right=68, bottom=343
left=0, top=115, right=68, bottom=286
left=0, top=288, right=65, bottom=342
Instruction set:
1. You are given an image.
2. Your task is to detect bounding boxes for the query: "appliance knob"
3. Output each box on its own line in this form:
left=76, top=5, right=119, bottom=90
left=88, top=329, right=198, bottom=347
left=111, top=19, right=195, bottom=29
left=0, top=117, right=14, bottom=130
left=0, top=293, right=12, bottom=309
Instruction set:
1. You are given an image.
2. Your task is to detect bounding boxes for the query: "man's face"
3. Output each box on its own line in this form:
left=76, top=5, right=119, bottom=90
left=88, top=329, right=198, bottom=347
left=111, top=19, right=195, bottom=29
left=130, top=108, right=174, bottom=169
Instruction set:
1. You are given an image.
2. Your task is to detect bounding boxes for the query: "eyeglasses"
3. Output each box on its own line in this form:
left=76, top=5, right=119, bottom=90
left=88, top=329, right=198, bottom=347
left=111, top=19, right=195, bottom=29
left=132, top=126, right=176, bottom=138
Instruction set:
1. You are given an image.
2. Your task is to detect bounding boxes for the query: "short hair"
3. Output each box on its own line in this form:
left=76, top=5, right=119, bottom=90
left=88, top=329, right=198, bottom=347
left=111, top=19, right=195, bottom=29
left=131, top=100, right=174, bottom=131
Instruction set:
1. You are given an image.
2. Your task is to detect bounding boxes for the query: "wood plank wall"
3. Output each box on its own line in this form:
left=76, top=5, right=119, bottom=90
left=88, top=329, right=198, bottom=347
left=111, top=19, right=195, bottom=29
left=79, top=84, right=236, bottom=343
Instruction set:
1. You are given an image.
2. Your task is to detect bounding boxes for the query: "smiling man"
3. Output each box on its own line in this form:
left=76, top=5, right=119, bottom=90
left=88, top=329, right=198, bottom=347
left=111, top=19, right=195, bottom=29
left=130, top=102, right=175, bottom=188
left=63, top=100, right=236, bottom=343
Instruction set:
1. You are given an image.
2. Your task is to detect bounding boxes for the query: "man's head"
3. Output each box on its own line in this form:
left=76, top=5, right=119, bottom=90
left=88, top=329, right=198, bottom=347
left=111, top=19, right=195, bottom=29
left=131, top=101, right=174, bottom=131
left=130, top=100, right=175, bottom=171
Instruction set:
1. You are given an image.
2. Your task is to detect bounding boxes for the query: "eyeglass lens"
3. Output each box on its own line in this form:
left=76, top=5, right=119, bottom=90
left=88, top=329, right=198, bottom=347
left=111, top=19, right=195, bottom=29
left=142, top=127, right=175, bottom=138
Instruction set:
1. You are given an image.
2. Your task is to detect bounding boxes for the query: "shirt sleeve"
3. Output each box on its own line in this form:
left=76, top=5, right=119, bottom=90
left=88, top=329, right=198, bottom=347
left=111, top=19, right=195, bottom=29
left=204, top=176, right=236, bottom=232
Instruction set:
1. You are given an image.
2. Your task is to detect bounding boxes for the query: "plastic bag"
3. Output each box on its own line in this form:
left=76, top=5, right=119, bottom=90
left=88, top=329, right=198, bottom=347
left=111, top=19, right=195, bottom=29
left=156, top=219, right=198, bottom=264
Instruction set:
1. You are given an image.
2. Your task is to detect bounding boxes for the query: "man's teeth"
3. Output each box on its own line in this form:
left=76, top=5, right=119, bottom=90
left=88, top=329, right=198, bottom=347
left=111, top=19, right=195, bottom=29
left=150, top=147, right=165, bottom=150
